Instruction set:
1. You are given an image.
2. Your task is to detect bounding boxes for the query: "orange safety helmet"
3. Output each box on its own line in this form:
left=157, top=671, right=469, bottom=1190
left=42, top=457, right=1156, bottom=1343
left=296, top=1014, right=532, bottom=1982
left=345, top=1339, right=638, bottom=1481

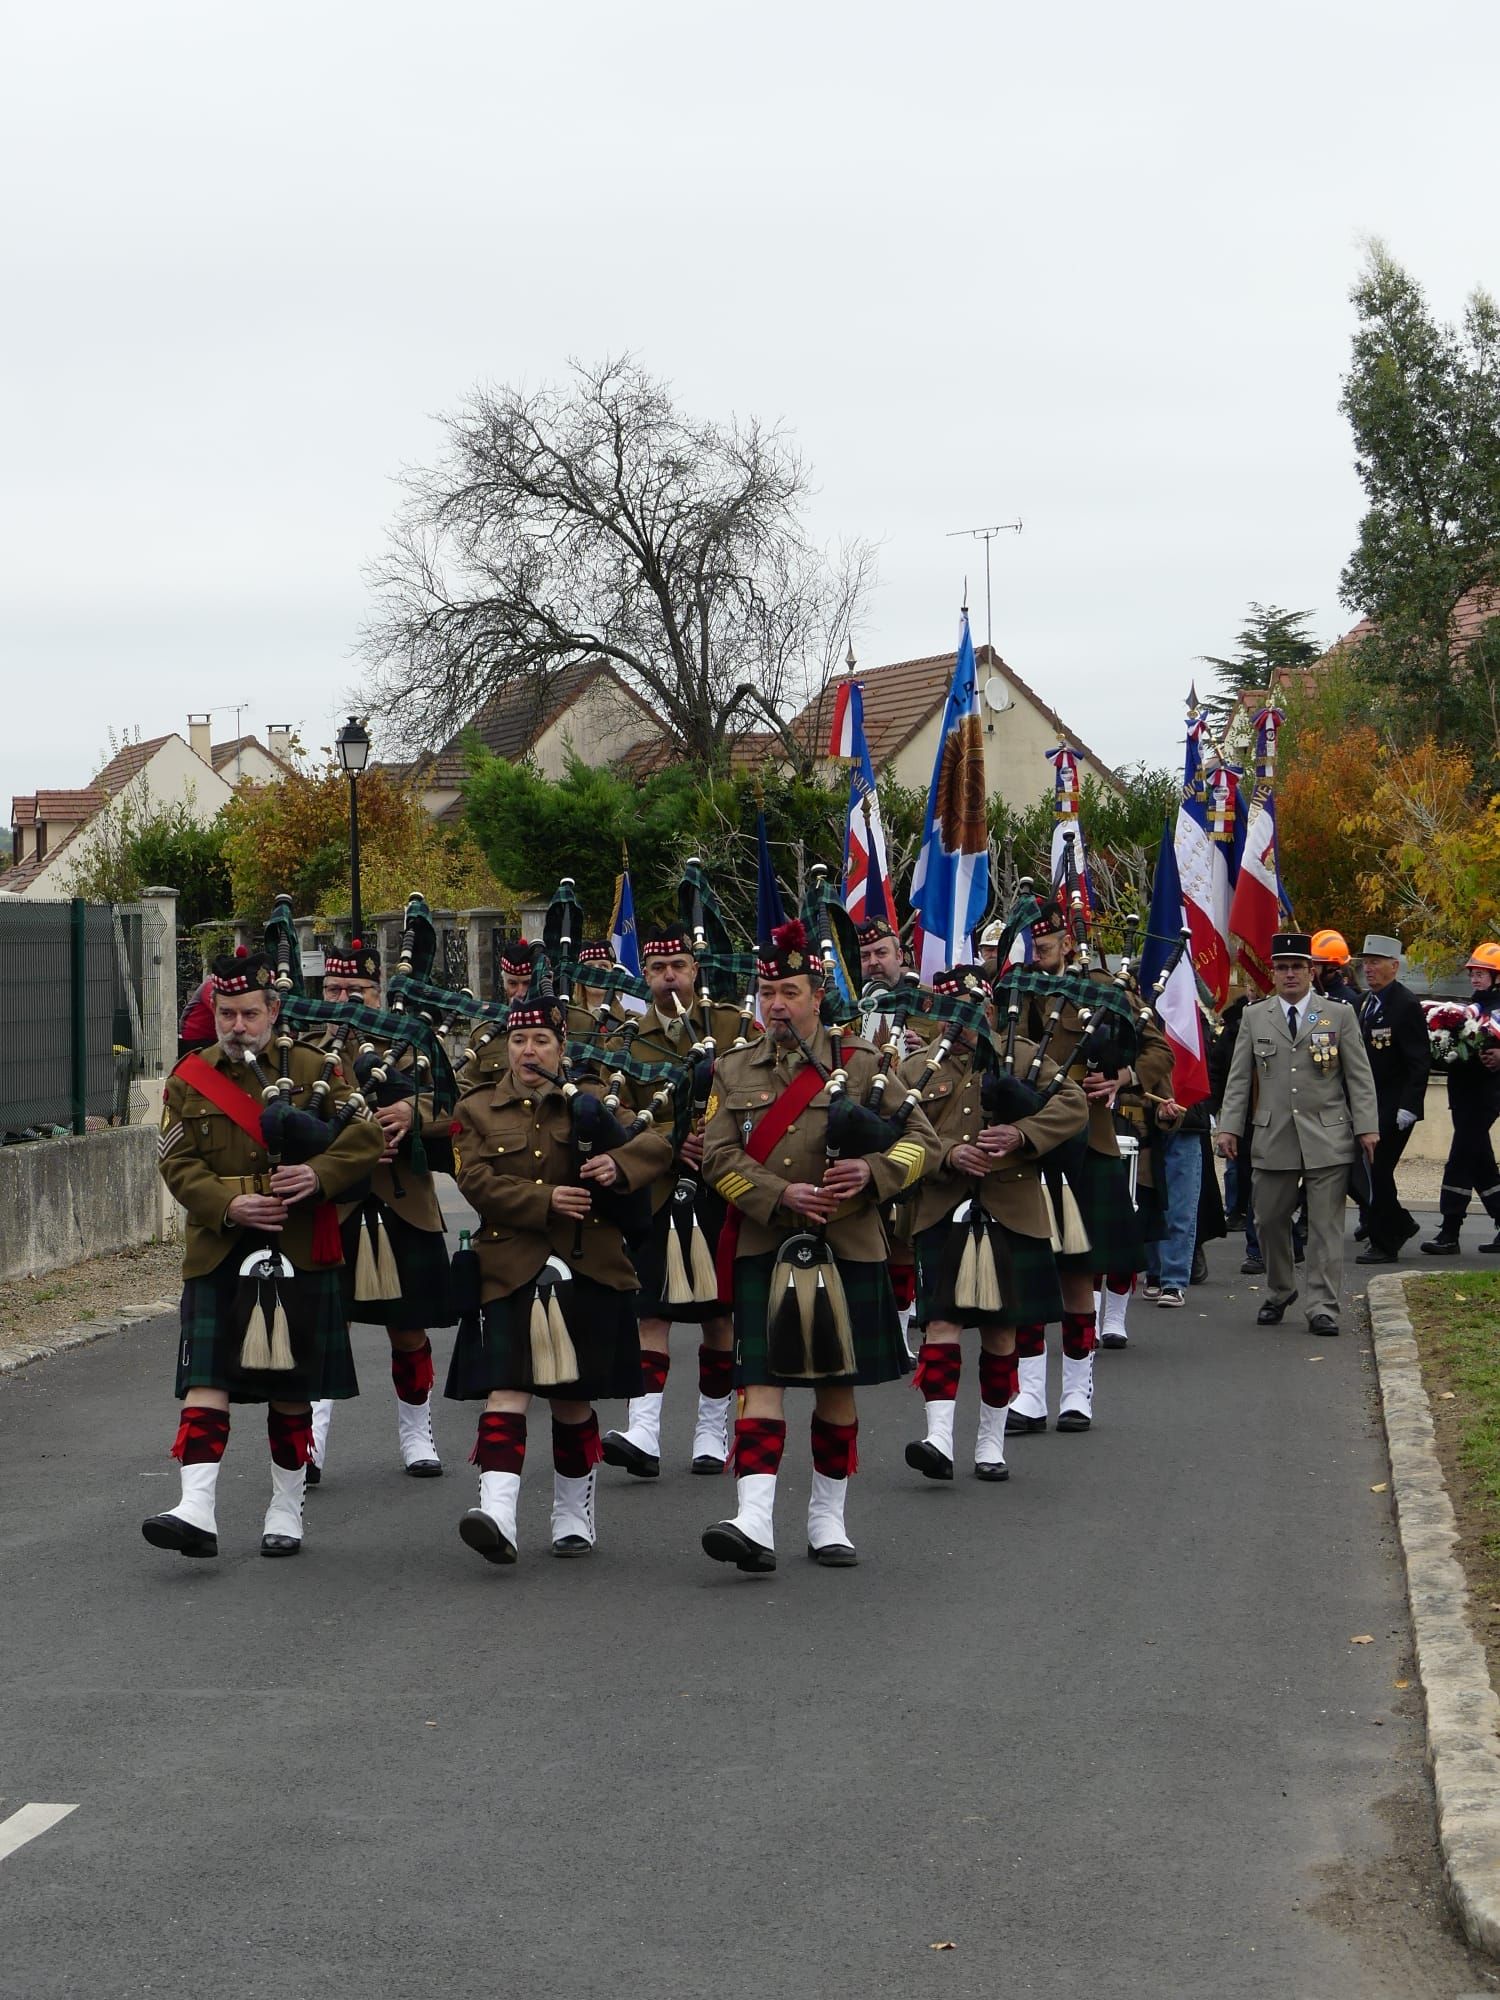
left=1465, top=942, right=1500, bottom=974
left=1310, top=928, right=1351, bottom=966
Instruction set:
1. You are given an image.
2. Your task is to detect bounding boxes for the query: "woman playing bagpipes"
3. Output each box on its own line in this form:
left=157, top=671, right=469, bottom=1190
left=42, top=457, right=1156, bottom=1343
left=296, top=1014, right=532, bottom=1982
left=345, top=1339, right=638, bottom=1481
left=699, top=919, right=940, bottom=1574
left=444, top=991, right=675, bottom=1565
left=144, top=949, right=382, bottom=1562
left=896, top=966, right=1089, bottom=1484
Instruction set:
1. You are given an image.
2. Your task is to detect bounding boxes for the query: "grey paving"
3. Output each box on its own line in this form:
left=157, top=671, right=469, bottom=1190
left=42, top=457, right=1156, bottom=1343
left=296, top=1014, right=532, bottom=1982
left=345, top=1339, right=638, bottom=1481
left=3, top=1210, right=1499, bottom=1999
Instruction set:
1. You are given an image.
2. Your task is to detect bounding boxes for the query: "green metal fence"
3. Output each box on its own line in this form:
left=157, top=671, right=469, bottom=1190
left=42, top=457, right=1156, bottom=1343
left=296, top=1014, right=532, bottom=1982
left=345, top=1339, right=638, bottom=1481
left=0, top=899, right=167, bottom=1135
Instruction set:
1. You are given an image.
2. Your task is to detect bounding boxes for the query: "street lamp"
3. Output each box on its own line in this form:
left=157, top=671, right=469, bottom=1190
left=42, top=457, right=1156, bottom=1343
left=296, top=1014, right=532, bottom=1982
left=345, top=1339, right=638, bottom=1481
left=335, top=715, right=370, bottom=937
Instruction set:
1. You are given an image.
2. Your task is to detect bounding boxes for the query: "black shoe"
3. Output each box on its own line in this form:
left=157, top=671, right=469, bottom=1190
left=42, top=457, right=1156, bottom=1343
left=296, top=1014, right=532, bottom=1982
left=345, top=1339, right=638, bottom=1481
left=1354, top=1225, right=1368, bottom=1243
left=904, top=1439, right=955, bottom=1481
left=458, top=1510, right=517, bottom=1565
left=1308, top=1313, right=1340, bottom=1336
left=260, top=1534, right=301, bottom=1558
left=1190, top=1248, right=1209, bottom=1286
left=1006, top=1409, right=1047, bottom=1434
left=1355, top=1245, right=1397, bottom=1265
left=702, top=1522, right=776, bottom=1572
left=141, top=1512, right=218, bottom=1559
left=1482, top=1234, right=1500, bottom=1255
left=807, top=1541, right=858, bottom=1568
left=973, top=1461, right=1010, bottom=1483
left=601, top=1431, right=660, bottom=1478
left=1055, top=1409, right=1092, bottom=1432
left=1421, top=1233, right=1462, bottom=1256
left=551, top=1535, right=593, bottom=1558
left=690, top=1455, right=727, bottom=1476
left=1099, top=1331, right=1128, bottom=1349
left=404, top=1458, right=443, bottom=1478
left=1257, top=1292, right=1297, bottom=1326
left=1398, top=1217, right=1422, bottom=1247
left=1240, top=1254, right=1265, bottom=1275
left=305, top=1461, right=322, bottom=1489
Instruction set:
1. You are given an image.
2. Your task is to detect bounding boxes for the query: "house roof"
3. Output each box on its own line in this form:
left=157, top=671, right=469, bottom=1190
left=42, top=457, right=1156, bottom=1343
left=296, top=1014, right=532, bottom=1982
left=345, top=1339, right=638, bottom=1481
left=12, top=796, right=35, bottom=825
left=1326, top=584, right=1500, bottom=661
left=788, top=643, right=1119, bottom=784
left=615, top=732, right=775, bottom=780
left=415, top=661, right=663, bottom=788
left=34, top=788, right=108, bottom=820
left=94, top=736, right=171, bottom=795
left=211, top=734, right=296, bottom=779
left=0, top=819, right=87, bottom=894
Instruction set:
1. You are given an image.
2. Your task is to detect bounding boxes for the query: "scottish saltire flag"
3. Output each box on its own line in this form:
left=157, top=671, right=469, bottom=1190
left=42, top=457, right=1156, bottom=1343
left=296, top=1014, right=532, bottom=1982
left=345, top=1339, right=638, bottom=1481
left=1173, top=707, right=1233, bottom=1008
left=1046, top=744, right=1091, bottom=936
left=1138, top=821, right=1210, bottom=1107
left=909, top=613, right=990, bottom=981
left=1228, top=708, right=1287, bottom=993
left=755, top=809, right=784, bottom=939
left=829, top=681, right=897, bottom=929
left=608, top=855, right=648, bottom=1012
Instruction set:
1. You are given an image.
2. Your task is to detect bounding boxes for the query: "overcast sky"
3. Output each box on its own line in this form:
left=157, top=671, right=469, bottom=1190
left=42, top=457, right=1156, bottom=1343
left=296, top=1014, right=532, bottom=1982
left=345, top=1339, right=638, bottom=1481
left=4, top=0, right=1498, bottom=816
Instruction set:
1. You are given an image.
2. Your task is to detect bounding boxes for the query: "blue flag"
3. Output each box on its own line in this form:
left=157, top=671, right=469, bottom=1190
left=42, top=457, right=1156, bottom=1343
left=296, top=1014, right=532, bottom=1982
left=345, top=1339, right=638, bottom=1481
left=908, top=612, right=990, bottom=980
left=609, top=860, right=641, bottom=979
left=755, top=809, right=784, bottom=940
left=1139, top=819, right=1187, bottom=999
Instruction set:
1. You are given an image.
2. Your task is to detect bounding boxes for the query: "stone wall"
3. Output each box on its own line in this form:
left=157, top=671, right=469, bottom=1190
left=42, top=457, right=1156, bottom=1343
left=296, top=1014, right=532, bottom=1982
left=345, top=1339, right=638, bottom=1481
left=0, top=1127, right=168, bottom=1282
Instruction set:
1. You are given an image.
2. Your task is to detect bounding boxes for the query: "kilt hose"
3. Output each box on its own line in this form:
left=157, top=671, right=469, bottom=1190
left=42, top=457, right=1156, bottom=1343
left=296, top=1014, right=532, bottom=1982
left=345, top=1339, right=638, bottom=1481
left=914, top=1215, right=1063, bottom=1330
left=731, top=1249, right=908, bottom=1389
left=631, top=1181, right=730, bottom=1323
left=442, top=1275, right=644, bottom=1404
left=339, top=1200, right=454, bottom=1328
left=175, top=1253, right=356, bottom=1404
left=1044, top=1148, right=1146, bottom=1275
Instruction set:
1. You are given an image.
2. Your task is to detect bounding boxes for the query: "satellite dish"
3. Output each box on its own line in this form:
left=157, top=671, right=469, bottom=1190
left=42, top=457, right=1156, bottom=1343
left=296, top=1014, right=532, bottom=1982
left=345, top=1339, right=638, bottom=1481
left=983, top=675, right=1012, bottom=714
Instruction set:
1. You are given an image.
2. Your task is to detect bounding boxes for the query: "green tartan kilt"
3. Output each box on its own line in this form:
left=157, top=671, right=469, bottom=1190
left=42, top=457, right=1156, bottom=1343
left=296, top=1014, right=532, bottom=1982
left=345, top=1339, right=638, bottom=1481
left=175, top=1254, right=357, bottom=1404
left=339, top=1202, right=454, bottom=1329
left=1044, top=1148, right=1145, bottom=1275
left=914, top=1215, right=1063, bottom=1330
left=442, top=1275, right=643, bottom=1404
left=732, top=1250, right=908, bottom=1389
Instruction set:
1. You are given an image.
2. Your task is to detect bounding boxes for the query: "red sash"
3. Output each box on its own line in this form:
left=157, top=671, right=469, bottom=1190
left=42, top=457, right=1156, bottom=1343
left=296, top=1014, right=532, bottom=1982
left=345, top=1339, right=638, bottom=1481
left=175, top=1052, right=343, bottom=1266
left=712, top=1048, right=845, bottom=1296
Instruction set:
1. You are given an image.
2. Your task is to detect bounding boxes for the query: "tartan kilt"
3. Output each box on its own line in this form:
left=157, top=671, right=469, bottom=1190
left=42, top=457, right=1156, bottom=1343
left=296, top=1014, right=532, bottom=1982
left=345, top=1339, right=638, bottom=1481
left=175, top=1254, right=357, bottom=1404
left=732, top=1250, right=908, bottom=1389
left=632, top=1179, right=730, bottom=1323
left=914, top=1214, right=1063, bottom=1330
left=1045, top=1149, right=1145, bottom=1274
left=339, top=1202, right=454, bottom=1329
left=442, top=1275, right=643, bottom=1404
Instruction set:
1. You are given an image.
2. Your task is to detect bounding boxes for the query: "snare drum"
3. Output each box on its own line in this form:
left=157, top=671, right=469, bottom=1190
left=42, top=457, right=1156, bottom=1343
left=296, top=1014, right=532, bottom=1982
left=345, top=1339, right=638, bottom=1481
left=1115, top=1132, right=1140, bottom=1207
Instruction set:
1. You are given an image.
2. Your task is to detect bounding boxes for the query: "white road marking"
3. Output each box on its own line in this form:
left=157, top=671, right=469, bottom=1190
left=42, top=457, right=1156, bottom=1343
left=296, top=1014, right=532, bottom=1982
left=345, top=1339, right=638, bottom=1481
left=0, top=1803, right=78, bottom=1862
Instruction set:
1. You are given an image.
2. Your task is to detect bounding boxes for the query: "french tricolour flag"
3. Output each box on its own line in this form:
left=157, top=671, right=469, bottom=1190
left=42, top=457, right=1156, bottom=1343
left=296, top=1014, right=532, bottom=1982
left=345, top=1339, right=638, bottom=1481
left=830, top=680, right=897, bottom=929
left=1141, top=821, right=1210, bottom=1106
left=1174, top=714, right=1232, bottom=1009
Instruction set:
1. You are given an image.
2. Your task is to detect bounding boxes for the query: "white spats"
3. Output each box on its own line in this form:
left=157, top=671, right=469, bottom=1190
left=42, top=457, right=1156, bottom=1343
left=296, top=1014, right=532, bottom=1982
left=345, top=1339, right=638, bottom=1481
left=1098, top=1286, right=1130, bottom=1348
left=262, top=1462, right=306, bottom=1549
left=807, top=1472, right=856, bottom=1564
left=691, top=1393, right=732, bottom=1467
left=1012, top=1351, right=1048, bottom=1421
left=1058, top=1351, right=1095, bottom=1429
left=974, top=1401, right=1009, bottom=1473
left=310, top=1398, right=333, bottom=1470
left=479, top=1470, right=520, bottom=1543
left=396, top=1395, right=442, bottom=1473
left=613, top=1391, right=663, bottom=1458
left=551, top=1468, right=598, bottom=1553
left=727, top=1473, right=777, bottom=1550
left=171, top=1461, right=220, bottom=1535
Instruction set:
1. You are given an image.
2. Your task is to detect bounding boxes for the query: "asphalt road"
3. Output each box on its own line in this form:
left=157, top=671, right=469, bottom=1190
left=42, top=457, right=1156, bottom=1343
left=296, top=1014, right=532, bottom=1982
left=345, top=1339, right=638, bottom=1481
left=4, top=1205, right=1500, bottom=2000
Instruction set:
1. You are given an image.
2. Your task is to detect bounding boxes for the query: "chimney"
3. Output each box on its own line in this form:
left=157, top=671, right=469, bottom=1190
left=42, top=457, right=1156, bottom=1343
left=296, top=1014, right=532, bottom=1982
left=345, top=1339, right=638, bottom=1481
left=267, top=722, right=292, bottom=763
left=188, top=714, right=212, bottom=765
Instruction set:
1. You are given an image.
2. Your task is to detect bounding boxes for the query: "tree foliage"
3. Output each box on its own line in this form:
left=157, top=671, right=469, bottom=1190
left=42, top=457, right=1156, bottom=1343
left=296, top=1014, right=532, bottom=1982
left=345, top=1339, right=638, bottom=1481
left=1199, top=603, right=1322, bottom=722
left=63, top=791, right=233, bottom=929
left=1347, top=742, right=1500, bottom=967
left=220, top=762, right=511, bottom=924
left=361, top=355, right=875, bottom=771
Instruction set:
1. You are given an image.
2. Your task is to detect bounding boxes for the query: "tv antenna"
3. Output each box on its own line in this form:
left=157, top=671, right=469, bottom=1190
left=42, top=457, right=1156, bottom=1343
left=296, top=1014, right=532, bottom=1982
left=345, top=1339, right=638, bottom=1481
left=946, top=520, right=1022, bottom=663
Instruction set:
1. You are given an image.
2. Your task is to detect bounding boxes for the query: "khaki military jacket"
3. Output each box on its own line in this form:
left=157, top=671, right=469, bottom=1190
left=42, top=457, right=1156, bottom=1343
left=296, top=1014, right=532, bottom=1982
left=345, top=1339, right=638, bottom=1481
left=1019, top=970, right=1174, bottom=1158
left=603, top=997, right=759, bottom=1215
left=1219, top=995, right=1378, bottom=1172
left=317, top=1031, right=448, bottom=1234
left=452, top=1068, right=675, bottom=1302
left=702, top=1026, right=939, bottom=1262
left=898, top=1036, right=1090, bottom=1237
left=160, top=1040, right=383, bottom=1279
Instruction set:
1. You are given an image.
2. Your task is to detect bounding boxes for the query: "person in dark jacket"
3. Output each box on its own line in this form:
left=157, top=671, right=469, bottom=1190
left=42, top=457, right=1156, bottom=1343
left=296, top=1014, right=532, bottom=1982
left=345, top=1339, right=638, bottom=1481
left=1422, top=943, right=1500, bottom=1256
left=1354, top=933, right=1431, bottom=1264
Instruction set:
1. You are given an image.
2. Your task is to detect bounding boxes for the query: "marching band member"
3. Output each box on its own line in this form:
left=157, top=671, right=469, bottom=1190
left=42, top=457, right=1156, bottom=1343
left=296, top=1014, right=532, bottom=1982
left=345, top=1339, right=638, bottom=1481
left=445, top=992, right=673, bottom=1564
left=701, top=920, right=938, bottom=1572
left=307, top=939, right=454, bottom=1484
left=144, top=951, right=381, bottom=1560
left=600, top=922, right=750, bottom=1479
left=899, top=967, right=1088, bottom=1482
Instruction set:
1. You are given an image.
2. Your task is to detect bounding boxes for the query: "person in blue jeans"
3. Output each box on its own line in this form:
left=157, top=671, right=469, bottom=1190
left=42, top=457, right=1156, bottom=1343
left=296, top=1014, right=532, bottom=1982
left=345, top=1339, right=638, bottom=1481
left=1144, top=1101, right=1206, bottom=1305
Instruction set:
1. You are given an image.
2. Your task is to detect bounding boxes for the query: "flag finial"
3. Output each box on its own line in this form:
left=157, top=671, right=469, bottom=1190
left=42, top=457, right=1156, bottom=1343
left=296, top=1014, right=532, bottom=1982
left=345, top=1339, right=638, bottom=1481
left=1186, top=681, right=1199, bottom=712
left=845, top=637, right=856, bottom=672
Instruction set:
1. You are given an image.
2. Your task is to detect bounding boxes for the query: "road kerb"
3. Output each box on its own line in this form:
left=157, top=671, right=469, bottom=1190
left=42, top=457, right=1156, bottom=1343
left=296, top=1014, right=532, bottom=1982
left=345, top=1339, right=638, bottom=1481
left=1368, top=1270, right=1500, bottom=1957
left=0, top=1298, right=178, bottom=1379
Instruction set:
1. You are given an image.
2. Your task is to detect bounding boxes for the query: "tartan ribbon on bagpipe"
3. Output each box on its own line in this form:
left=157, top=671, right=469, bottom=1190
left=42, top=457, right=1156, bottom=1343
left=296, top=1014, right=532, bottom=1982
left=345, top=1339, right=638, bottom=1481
left=278, top=994, right=460, bottom=1116
left=861, top=963, right=1142, bottom=1032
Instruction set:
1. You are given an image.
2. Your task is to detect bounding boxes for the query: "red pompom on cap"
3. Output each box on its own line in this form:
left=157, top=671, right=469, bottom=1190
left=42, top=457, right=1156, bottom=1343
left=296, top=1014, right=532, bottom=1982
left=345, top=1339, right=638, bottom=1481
left=234, top=944, right=248, bottom=958
left=771, top=919, right=808, bottom=953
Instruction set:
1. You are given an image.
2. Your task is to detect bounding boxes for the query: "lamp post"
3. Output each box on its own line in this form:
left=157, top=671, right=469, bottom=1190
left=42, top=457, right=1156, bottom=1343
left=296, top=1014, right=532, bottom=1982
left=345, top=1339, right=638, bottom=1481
left=335, top=716, right=370, bottom=938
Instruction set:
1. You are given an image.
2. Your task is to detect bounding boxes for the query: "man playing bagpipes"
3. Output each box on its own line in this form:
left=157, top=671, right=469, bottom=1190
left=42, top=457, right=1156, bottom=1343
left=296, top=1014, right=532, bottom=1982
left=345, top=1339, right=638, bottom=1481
left=700, top=918, right=939, bottom=1573
left=144, top=949, right=382, bottom=1560
left=497, top=936, right=537, bottom=1003
left=1007, top=900, right=1173, bottom=1434
left=598, top=919, right=754, bottom=1478
left=571, top=940, right=635, bottom=1034
left=898, top=966, right=1089, bottom=1483
left=306, top=933, right=456, bottom=1484
left=445, top=991, right=676, bottom=1563
left=856, top=915, right=940, bottom=1053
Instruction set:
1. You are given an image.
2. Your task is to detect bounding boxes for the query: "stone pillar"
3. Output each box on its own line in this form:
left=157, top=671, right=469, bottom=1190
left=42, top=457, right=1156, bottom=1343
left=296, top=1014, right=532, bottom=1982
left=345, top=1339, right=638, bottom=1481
left=139, top=886, right=182, bottom=1242
left=459, top=907, right=507, bottom=998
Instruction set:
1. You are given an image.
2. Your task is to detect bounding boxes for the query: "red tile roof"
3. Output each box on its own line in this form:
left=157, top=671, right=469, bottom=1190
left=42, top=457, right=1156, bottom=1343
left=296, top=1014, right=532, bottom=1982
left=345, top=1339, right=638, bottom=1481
left=615, top=732, right=774, bottom=779
left=34, top=788, right=107, bottom=819
left=0, top=820, right=87, bottom=893
left=211, top=735, right=296, bottom=779
left=1325, top=585, right=1500, bottom=661
left=410, top=662, right=665, bottom=787
left=94, top=736, right=171, bottom=795
left=11, top=796, right=35, bottom=825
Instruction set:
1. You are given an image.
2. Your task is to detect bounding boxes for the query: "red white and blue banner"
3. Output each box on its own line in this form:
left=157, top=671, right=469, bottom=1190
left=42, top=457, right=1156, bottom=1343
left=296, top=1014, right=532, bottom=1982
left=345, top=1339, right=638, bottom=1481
left=828, top=680, right=897, bottom=930
left=1046, top=743, right=1091, bottom=940
left=1173, top=708, right=1233, bottom=1009
left=1140, top=819, right=1210, bottom=1106
left=1227, top=707, right=1286, bottom=994
left=909, top=613, right=990, bottom=981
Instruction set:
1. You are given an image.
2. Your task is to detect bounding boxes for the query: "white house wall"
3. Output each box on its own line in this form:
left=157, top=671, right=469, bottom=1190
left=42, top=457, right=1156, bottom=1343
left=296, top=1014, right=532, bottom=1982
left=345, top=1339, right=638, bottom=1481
left=889, top=676, right=1118, bottom=806
left=534, top=679, right=658, bottom=779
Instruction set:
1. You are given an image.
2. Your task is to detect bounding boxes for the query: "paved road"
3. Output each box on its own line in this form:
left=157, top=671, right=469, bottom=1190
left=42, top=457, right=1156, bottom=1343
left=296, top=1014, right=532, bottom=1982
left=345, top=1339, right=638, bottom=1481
left=3, top=1206, right=1499, bottom=2000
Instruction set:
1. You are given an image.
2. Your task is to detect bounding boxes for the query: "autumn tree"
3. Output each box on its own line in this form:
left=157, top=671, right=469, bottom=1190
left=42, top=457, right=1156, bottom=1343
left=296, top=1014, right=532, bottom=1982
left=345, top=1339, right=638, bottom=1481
left=360, top=355, right=875, bottom=773
left=1347, top=742, right=1500, bottom=967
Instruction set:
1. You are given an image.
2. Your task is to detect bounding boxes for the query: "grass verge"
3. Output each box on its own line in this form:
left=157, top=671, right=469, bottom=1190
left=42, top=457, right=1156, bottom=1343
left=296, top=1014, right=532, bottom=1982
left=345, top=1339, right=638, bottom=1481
left=1406, top=1272, right=1500, bottom=1688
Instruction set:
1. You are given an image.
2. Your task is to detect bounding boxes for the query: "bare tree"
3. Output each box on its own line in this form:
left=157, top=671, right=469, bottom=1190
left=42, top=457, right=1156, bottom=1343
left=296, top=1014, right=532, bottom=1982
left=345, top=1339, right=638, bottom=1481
left=359, top=355, right=876, bottom=770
